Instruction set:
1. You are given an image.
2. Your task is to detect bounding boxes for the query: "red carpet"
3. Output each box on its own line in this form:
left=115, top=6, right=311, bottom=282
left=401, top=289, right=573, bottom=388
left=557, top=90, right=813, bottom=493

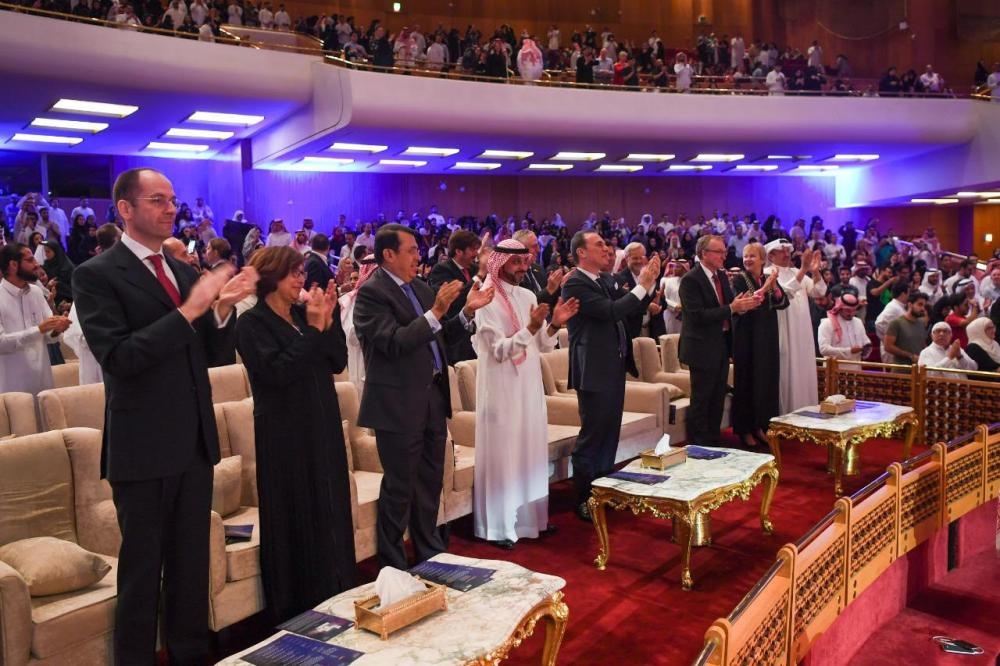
left=216, top=433, right=937, bottom=665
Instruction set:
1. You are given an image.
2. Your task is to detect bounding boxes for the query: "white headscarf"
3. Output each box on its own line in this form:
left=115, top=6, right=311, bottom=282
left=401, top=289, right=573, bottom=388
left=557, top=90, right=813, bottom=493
left=966, top=318, right=1000, bottom=364
left=919, top=269, right=944, bottom=305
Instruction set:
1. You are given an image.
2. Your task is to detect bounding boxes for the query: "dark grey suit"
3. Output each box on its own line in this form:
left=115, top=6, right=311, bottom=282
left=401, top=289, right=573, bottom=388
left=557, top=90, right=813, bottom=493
left=353, top=267, right=467, bottom=569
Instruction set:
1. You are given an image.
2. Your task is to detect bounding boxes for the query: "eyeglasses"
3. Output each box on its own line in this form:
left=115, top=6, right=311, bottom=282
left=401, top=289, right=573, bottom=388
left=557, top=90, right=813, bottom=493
left=289, top=268, right=306, bottom=279
left=133, top=194, right=179, bottom=208
left=703, top=248, right=726, bottom=255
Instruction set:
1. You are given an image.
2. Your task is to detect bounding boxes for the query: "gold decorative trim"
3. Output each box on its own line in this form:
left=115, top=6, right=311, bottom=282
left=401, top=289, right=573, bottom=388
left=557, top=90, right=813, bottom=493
left=464, top=592, right=569, bottom=666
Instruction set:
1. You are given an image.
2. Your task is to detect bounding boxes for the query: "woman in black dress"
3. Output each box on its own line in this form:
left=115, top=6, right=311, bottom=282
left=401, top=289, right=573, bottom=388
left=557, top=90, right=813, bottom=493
left=732, top=242, right=789, bottom=448
left=235, top=246, right=356, bottom=622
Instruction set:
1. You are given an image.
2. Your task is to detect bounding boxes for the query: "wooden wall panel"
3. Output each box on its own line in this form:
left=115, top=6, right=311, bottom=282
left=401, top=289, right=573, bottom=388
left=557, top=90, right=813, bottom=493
left=972, top=205, right=1000, bottom=259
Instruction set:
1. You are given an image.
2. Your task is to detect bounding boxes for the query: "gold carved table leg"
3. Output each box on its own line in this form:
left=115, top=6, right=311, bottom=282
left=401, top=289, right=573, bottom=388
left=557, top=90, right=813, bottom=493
left=673, top=513, right=696, bottom=591
left=588, top=494, right=610, bottom=570
left=672, top=513, right=712, bottom=546
left=759, top=464, right=778, bottom=534
left=843, top=440, right=860, bottom=476
left=536, top=592, right=569, bottom=666
left=902, top=420, right=917, bottom=460
left=766, top=433, right=783, bottom=469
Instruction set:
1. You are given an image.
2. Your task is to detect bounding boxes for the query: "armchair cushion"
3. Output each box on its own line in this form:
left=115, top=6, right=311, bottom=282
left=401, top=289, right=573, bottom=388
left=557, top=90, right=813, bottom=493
left=212, top=455, right=243, bottom=518
left=0, top=432, right=76, bottom=546
left=29, top=555, right=117, bottom=659
left=453, top=444, right=475, bottom=491
left=222, top=507, right=260, bottom=583
left=0, top=537, right=111, bottom=597
left=353, top=471, right=381, bottom=531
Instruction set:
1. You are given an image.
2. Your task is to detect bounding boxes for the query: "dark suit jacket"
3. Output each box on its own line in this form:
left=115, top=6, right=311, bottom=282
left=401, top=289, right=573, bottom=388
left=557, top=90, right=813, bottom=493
left=304, top=250, right=334, bottom=290
left=426, top=259, right=477, bottom=362
left=677, top=266, right=734, bottom=369
left=520, top=263, right=558, bottom=308
left=72, top=242, right=231, bottom=482
left=353, top=267, right=467, bottom=433
left=562, top=270, right=645, bottom=391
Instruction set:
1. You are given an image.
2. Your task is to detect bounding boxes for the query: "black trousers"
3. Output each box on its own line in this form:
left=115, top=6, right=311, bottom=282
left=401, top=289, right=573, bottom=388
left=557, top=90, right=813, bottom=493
left=110, top=454, right=212, bottom=666
left=374, top=381, right=448, bottom=570
left=686, top=355, right=730, bottom=446
left=572, top=382, right=627, bottom=505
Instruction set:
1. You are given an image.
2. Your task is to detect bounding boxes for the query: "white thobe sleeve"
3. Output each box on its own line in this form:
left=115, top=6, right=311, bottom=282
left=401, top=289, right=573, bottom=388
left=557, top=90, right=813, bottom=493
left=63, top=302, right=89, bottom=357
left=817, top=320, right=854, bottom=359
left=807, top=274, right=827, bottom=298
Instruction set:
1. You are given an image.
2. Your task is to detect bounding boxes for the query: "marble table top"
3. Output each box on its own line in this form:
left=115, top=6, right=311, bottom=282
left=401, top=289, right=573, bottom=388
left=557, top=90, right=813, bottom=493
left=769, top=401, right=914, bottom=435
left=592, top=447, right=775, bottom=502
left=217, top=553, right=565, bottom=665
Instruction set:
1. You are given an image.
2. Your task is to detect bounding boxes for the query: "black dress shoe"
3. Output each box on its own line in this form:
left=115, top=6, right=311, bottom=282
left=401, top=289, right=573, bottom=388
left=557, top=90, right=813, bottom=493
left=540, top=523, right=558, bottom=535
left=489, top=539, right=515, bottom=550
left=575, top=502, right=592, bottom=522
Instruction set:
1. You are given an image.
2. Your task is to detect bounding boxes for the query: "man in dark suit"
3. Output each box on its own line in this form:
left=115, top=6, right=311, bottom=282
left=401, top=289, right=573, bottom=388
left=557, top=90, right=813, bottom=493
left=613, top=241, right=666, bottom=343
left=72, top=168, right=257, bottom=664
left=427, top=229, right=482, bottom=363
left=513, top=229, right=561, bottom=307
left=353, top=224, right=493, bottom=569
left=562, top=231, right=660, bottom=520
left=678, top=235, right=760, bottom=446
left=304, top=232, right=335, bottom=290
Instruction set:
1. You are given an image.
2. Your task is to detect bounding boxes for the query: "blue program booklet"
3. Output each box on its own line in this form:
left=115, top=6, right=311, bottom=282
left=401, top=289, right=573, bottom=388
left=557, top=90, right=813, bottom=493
left=608, top=470, right=669, bottom=485
left=242, top=633, right=363, bottom=665
left=277, top=610, right=354, bottom=641
left=409, top=560, right=495, bottom=592
left=685, top=446, right=730, bottom=460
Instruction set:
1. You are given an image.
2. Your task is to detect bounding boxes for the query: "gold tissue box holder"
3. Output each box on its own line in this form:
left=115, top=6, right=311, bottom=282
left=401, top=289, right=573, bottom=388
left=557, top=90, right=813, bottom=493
left=820, top=399, right=856, bottom=415
left=639, top=446, right=688, bottom=470
left=354, top=580, right=447, bottom=640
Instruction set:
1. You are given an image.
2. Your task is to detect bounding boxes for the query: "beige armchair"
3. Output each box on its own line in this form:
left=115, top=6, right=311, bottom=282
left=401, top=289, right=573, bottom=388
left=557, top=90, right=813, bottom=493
left=333, top=381, right=382, bottom=562
left=209, top=398, right=263, bottom=632
left=36, top=383, right=105, bottom=432
left=633, top=337, right=688, bottom=398
left=0, top=392, right=38, bottom=438
left=0, top=428, right=119, bottom=666
left=207, top=363, right=252, bottom=403
left=50, top=361, right=80, bottom=389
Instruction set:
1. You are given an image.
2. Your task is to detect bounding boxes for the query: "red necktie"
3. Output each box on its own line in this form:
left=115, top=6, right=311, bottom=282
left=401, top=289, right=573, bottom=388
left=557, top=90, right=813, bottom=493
left=712, top=273, right=730, bottom=331
left=147, top=254, right=182, bottom=307
left=462, top=267, right=471, bottom=282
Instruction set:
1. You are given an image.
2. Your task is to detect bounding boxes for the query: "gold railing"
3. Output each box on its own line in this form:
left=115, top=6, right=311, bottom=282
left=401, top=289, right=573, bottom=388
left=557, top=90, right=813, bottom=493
left=816, top=357, right=1000, bottom=445
left=696, top=421, right=1000, bottom=666
left=1, top=3, right=990, bottom=100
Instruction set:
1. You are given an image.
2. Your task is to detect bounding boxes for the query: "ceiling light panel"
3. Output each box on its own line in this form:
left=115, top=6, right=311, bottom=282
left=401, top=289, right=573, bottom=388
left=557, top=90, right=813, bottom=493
left=909, top=198, right=958, bottom=204
left=186, top=111, right=264, bottom=126
left=301, top=156, right=354, bottom=165
left=11, top=133, right=83, bottom=145
left=452, top=162, right=501, bottom=170
left=479, top=150, right=533, bottom=159
left=666, top=165, right=711, bottom=172
left=796, top=165, right=839, bottom=172
left=828, top=154, right=879, bottom=162
left=30, top=118, right=108, bottom=133
left=164, top=128, right=234, bottom=140
left=329, top=142, right=388, bottom=153
left=378, top=159, right=427, bottom=167
left=526, top=163, right=573, bottom=171
left=734, top=165, right=779, bottom=172
left=51, top=98, right=138, bottom=118
left=551, top=152, right=605, bottom=161
left=691, top=153, right=744, bottom=162
left=402, top=147, right=459, bottom=157
left=623, top=153, right=675, bottom=162
left=955, top=191, right=1000, bottom=198
left=145, top=141, right=210, bottom=152
left=766, top=154, right=813, bottom=160
left=596, top=165, right=642, bottom=172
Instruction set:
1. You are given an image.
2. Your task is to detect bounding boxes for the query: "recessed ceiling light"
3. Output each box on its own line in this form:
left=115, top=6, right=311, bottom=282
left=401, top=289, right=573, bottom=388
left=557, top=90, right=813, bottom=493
left=452, top=162, right=501, bottom=170
left=378, top=159, right=427, bottom=167
left=796, top=165, right=839, bottom=172
left=301, top=156, right=354, bottom=165
left=623, top=153, right=675, bottom=162
left=955, top=191, right=1000, bottom=198
left=526, top=164, right=573, bottom=171
left=186, top=111, right=264, bottom=126
left=551, top=152, right=605, bottom=161
left=11, top=133, right=84, bottom=145
left=828, top=154, right=879, bottom=162
left=329, top=142, right=388, bottom=153
left=982, top=199, right=1000, bottom=204
left=596, top=164, right=643, bottom=172
left=691, top=153, right=744, bottom=163
left=145, top=141, right=210, bottom=152
left=30, top=118, right=108, bottom=133
left=402, top=147, right=459, bottom=157
left=51, top=98, right=138, bottom=118
left=666, top=165, right=712, bottom=171
left=734, top=165, right=779, bottom=172
left=164, top=128, right=234, bottom=140
left=479, top=150, right=533, bottom=159
left=910, top=198, right=958, bottom=204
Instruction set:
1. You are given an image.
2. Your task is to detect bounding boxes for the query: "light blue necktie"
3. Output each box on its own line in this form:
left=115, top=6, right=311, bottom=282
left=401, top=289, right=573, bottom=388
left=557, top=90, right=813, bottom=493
left=400, top=282, right=444, bottom=372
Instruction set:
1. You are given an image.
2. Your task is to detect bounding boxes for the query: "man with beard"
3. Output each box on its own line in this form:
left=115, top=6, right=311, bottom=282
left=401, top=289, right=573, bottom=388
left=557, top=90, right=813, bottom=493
left=0, top=243, right=71, bottom=393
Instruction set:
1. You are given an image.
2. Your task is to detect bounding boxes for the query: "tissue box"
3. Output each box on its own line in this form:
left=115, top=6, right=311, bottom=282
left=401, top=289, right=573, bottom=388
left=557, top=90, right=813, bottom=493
left=820, top=399, right=856, bottom=415
left=354, top=580, right=447, bottom=640
left=639, top=447, right=687, bottom=470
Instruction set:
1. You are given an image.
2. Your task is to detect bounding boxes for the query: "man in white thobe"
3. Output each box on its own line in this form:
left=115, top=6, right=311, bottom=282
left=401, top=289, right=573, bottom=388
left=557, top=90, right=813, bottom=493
left=0, top=244, right=71, bottom=394
left=338, top=255, right=376, bottom=397
left=919, top=322, right=977, bottom=379
left=818, top=292, right=869, bottom=369
left=766, top=241, right=826, bottom=413
left=471, top=239, right=578, bottom=548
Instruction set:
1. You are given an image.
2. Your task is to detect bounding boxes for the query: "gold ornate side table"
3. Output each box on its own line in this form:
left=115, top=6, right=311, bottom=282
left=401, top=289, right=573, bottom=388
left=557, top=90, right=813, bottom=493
left=588, top=448, right=778, bottom=591
left=217, top=554, right=568, bottom=665
left=767, top=401, right=919, bottom=495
